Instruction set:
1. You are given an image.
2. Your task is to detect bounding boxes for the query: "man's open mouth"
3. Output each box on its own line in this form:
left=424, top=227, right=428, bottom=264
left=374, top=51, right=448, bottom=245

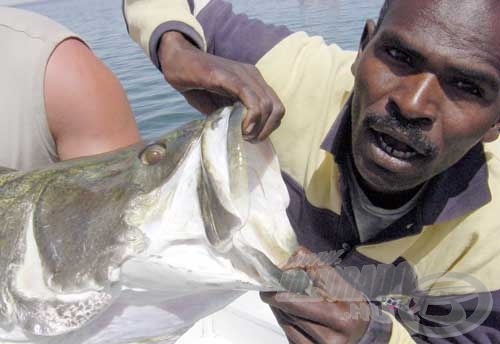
left=374, top=131, right=421, bottom=160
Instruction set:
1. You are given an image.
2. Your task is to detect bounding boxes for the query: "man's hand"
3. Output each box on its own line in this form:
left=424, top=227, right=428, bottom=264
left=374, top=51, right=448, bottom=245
left=158, top=31, right=285, bottom=142
left=261, top=247, right=370, bottom=344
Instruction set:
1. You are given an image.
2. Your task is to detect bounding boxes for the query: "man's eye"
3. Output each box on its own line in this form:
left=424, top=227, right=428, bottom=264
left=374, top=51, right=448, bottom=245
left=386, top=47, right=412, bottom=65
left=454, top=80, right=483, bottom=97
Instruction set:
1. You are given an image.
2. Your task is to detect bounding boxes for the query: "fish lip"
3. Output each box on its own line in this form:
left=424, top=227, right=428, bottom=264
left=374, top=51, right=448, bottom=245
left=369, top=125, right=430, bottom=157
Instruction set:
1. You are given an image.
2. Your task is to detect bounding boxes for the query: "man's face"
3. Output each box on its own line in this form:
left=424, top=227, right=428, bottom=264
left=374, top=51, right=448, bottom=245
left=351, top=0, right=500, bottom=194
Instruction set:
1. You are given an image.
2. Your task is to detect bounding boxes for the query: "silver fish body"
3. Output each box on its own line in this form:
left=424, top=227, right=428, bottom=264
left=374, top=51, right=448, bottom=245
left=0, top=105, right=303, bottom=343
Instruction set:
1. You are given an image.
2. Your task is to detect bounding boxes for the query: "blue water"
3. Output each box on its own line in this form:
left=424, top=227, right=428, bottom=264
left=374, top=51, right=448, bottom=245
left=18, top=0, right=384, bottom=140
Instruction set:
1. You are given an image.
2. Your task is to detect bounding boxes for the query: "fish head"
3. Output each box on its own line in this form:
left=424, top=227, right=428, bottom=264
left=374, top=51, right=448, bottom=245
left=0, top=103, right=299, bottom=337
left=125, top=104, right=299, bottom=292
left=0, top=112, right=207, bottom=336
left=125, top=104, right=251, bottom=248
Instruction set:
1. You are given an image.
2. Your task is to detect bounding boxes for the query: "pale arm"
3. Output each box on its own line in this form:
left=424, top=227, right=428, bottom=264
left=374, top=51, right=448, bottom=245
left=44, top=38, right=140, bottom=160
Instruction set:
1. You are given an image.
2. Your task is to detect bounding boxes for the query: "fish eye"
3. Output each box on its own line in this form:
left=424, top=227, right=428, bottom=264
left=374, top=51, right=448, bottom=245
left=140, top=143, right=167, bottom=165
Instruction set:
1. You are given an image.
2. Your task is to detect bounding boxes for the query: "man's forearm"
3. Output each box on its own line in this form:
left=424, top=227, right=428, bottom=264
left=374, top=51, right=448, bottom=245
left=124, top=0, right=292, bottom=68
left=158, top=31, right=203, bottom=90
left=123, top=0, right=206, bottom=68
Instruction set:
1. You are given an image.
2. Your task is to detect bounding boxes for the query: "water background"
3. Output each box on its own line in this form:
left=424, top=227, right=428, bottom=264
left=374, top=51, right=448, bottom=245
left=18, top=0, right=384, bottom=140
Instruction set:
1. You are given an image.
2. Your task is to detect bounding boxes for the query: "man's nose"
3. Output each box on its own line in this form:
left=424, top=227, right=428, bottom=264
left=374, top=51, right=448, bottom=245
left=389, top=73, right=440, bottom=128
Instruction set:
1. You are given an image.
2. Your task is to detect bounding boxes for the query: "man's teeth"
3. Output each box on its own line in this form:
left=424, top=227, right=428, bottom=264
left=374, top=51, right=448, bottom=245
left=378, top=133, right=418, bottom=159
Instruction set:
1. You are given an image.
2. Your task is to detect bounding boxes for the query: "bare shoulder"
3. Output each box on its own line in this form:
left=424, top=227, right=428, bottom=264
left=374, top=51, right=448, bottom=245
left=45, top=38, right=140, bottom=160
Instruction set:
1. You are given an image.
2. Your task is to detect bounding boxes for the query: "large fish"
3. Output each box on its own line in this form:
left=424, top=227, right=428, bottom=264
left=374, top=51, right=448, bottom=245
left=0, top=104, right=309, bottom=344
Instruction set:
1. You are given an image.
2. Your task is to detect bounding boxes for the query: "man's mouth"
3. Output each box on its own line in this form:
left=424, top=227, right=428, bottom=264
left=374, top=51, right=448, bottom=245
left=363, top=114, right=437, bottom=161
left=356, top=114, right=439, bottom=184
left=362, top=128, right=429, bottom=175
left=376, top=132, right=419, bottom=160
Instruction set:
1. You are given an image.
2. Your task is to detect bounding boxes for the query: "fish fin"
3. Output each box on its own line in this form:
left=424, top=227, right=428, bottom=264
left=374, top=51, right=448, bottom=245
left=237, top=245, right=314, bottom=294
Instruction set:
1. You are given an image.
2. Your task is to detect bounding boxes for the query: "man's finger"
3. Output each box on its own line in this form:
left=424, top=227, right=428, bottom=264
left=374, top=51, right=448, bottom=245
left=282, top=246, right=319, bottom=270
left=257, top=105, right=284, bottom=141
left=238, top=86, right=266, bottom=140
left=282, top=323, right=313, bottom=344
left=254, top=83, right=285, bottom=140
left=272, top=306, right=346, bottom=344
left=271, top=306, right=314, bottom=344
left=261, top=292, right=348, bottom=327
left=292, top=317, right=346, bottom=344
left=231, top=65, right=284, bottom=141
left=241, top=106, right=262, bottom=140
left=306, top=267, right=366, bottom=303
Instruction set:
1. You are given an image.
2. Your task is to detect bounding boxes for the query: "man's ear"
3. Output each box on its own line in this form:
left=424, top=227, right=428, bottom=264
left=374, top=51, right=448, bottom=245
left=482, top=121, right=500, bottom=143
left=351, top=19, right=377, bottom=75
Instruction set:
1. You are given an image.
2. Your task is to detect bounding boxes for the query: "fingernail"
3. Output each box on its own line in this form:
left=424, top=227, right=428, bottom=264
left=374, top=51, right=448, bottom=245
left=243, top=122, right=256, bottom=135
left=243, top=136, right=259, bottom=144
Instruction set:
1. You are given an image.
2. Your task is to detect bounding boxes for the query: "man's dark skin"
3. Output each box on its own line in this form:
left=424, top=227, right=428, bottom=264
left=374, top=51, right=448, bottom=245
left=157, top=0, right=500, bottom=342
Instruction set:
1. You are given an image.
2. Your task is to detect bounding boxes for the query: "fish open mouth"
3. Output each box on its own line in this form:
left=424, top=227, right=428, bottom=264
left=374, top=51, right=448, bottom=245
left=376, top=131, right=420, bottom=160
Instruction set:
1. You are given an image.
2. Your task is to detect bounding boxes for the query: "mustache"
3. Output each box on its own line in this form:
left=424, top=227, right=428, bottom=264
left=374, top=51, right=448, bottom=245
left=364, top=113, right=438, bottom=157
